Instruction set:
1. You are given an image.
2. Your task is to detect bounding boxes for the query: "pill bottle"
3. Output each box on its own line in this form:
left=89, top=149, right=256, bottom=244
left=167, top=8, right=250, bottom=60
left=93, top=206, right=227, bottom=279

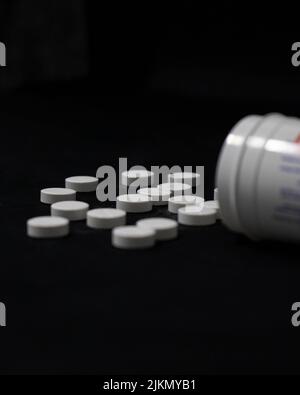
left=216, top=113, right=300, bottom=242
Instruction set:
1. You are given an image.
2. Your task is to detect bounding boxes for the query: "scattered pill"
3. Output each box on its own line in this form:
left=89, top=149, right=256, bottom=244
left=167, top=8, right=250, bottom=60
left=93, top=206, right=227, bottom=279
left=34, top=164, right=219, bottom=246
left=40, top=188, right=76, bottom=204
left=168, top=195, right=204, bottom=214
left=168, top=172, right=200, bottom=187
left=138, top=187, right=171, bottom=206
left=178, top=206, right=217, bottom=226
left=121, top=170, right=154, bottom=186
left=112, top=226, right=156, bottom=249
left=51, top=201, right=89, bottom=221
left=158, top=182, right=192, bottom=196
left=116, top=194, right=152, bottom=213
left=214, top=188, right=219, bottom=201
left=87, top=208, right=126, bottom=229
left=27, top=216, right=69, bottom=238
left=65, top=176, right=98, bottom=192
left=137, top=218, right=178, bottom=241
left=204, top=200, right=220, bottom=219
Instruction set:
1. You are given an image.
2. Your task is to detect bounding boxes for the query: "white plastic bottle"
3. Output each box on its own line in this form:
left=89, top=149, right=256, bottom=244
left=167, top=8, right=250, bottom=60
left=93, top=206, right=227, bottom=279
left=216, top=113, right=300, bottom=242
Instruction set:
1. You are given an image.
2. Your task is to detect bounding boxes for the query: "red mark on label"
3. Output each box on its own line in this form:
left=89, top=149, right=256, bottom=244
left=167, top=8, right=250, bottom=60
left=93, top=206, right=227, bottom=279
left=295, top=134, right=300, bottom=144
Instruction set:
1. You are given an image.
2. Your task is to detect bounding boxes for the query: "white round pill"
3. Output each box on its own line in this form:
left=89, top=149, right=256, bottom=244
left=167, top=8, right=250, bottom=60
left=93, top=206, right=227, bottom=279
left=51, top=201, right=89, bottom=221
left=121, top=170, right=154, bottom=186
left=204, top=200, right=220, bottom=219
left=158, top=182, right=192, bottom=196
left=40, top=188, right=76, bottom=204
left=214, top=188, right=219, bottom=201
left=116, top=194, right=152, bottom=213
left=87, top=208, right=126, bottom=229
left=168, top=195, right=204, bottom=214
left=112, top=226, right=156, bottom=249
left=168, top=172, right=201, bottom=187
left=138, top=187, right=171, bottom=206
left=178, top=206, right=217, bottom=226
left=137, top=218, right=178, bottom=241
left=27, top=216, right=69, bottom=238
left=65, top=176, right=98, bottom=192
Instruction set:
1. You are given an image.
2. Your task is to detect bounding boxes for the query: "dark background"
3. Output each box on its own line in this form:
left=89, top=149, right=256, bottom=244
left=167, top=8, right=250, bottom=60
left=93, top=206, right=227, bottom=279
left=0, top=2, right=300, bottom=375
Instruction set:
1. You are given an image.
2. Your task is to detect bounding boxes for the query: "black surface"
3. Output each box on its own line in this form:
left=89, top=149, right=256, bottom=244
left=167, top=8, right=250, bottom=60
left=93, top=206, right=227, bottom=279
left=1, top=93, right=299, bottom=374
left=1, top=2, right=300, bottom=376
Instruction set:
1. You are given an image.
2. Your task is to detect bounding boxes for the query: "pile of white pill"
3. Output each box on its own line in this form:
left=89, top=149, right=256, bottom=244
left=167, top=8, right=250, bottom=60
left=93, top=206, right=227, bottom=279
left=27, top=171, right=220, bottom=249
